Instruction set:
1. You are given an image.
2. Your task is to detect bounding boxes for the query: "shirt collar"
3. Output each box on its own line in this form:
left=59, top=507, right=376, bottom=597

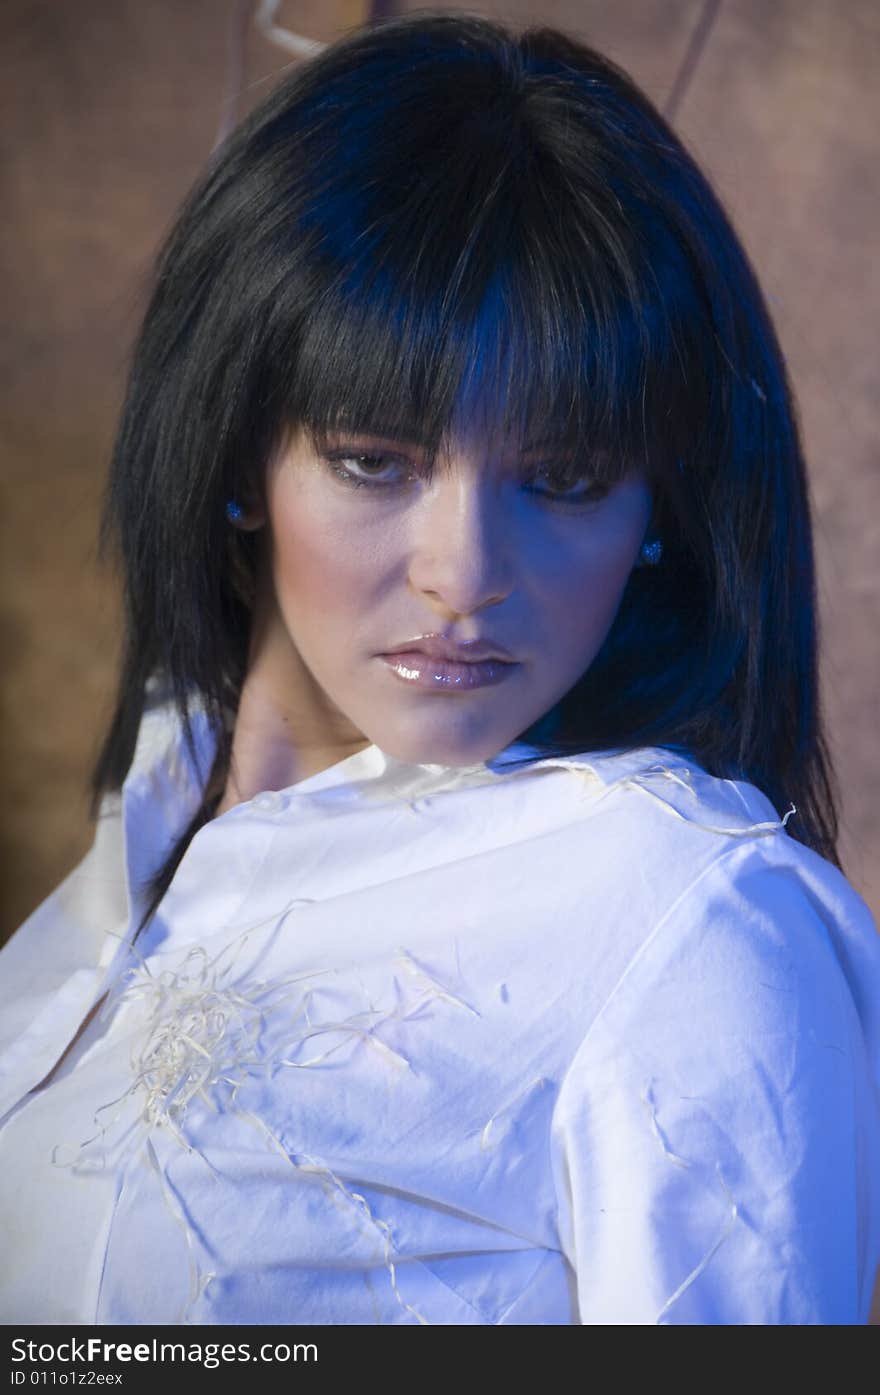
left=125, top=691, right=700, bottom=809
left=118, top=691, right=708, bottom=931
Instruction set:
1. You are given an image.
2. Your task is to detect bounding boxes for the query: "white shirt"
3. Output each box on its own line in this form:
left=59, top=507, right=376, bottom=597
left=1, top=686, right=879, bottom=1325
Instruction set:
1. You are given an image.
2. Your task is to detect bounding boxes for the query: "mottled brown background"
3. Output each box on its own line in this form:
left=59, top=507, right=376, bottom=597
left=2, top=0, right=878, bottom=945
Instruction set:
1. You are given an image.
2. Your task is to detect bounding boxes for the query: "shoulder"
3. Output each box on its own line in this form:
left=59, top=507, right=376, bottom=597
left=510, top=743, right=795, bottom=855
left=487, top=741, right=873, bottom=956
left=505, top=742, right=809, bottom=928
left=564, top=828, right=879, bottom=1067
left=552, top=831, right=880, bottom=1208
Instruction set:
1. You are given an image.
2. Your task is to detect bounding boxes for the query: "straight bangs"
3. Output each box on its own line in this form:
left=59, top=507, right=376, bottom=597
left=246, top=55, right=711, bottom=502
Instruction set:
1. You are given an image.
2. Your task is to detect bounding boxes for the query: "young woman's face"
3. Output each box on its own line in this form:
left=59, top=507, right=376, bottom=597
left=256, top=423, right=653, bottom=768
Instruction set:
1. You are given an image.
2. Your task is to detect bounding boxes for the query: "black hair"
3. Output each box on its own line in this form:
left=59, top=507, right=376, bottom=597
left=90, top=9, right=843, bottom=939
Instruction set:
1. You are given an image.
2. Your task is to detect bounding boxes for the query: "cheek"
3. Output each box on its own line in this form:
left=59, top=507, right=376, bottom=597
left=269, top=490, right=383, bottom=625
left=547, top=553, right=627, bottom=639
left=538, top=517, right=644, bottom=647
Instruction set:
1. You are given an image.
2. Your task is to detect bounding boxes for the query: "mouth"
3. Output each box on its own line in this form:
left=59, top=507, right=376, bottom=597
left=377, top=651, right=518, bottom=692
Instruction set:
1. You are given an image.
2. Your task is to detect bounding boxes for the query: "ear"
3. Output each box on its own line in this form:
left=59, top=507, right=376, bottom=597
left=228, top=500, right=267, bottom=531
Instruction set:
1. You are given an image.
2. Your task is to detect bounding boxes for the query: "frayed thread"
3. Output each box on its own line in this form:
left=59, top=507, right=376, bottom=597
left=530, top=756, right=795, bottom=838
left=52, top=923, right=480, bottom=1324
left=612, top=764, right=796, bottom=838
left=395, top=947, right=481, bottom=1018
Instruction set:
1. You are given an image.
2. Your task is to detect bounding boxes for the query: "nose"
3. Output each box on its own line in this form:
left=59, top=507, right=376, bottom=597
left=407, top=471, right=513, bottom=619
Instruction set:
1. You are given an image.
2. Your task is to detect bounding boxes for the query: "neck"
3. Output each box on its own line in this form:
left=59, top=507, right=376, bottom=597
left=214, top=594, right=370, bottom=817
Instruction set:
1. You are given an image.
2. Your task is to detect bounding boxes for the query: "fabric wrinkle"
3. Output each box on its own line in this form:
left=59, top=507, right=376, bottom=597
left=640, top=1079, right=740, bottom=1323
left=480, top=1077, right=553, bottom=1151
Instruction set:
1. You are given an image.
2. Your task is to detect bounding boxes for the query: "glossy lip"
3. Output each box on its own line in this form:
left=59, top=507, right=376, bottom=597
left=378, top=652, right=517, bottom=692
left=380, top=632, right=516, bottom=664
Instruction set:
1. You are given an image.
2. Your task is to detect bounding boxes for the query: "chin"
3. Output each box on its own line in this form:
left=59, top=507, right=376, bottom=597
left=371, top=716, right=519, bottom=769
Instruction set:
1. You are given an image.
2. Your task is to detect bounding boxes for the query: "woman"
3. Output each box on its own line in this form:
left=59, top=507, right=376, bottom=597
left=1, top=11, right=878, bottom=1325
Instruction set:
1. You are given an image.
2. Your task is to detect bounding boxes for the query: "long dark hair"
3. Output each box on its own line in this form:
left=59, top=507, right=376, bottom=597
left=90, top=9, right=842, bottom=940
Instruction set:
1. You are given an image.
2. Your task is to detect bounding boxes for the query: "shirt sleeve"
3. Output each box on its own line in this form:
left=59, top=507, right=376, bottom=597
left=549, top=838, right=880, bottom=1324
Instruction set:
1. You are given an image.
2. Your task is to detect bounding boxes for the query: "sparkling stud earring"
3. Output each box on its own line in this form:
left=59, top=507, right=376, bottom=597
left=225, top=499, right=244, bottom=523
left=638, top=538, right=663, bottom=566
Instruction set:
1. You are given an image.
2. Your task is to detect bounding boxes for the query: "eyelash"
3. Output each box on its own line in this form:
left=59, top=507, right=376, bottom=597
left=321, top=451, right=610, bottom=508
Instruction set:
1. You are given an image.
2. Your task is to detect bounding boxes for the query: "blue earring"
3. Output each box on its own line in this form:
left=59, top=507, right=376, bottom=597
left=226, top=499, right=243, bottom=523
left=638, top=538, right=663, bottom=566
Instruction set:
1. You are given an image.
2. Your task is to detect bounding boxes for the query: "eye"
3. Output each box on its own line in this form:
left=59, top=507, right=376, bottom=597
left=524, top=466, right=610, bottom=507
left=320, top=446, right=611, bottom=507
left=321, top=451, right=411, bottom=490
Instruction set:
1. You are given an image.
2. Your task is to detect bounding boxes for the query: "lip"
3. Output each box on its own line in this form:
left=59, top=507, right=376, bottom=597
left=378, top=652, right=517, bottom=692
left=381, top=633, right=516, bottom=663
